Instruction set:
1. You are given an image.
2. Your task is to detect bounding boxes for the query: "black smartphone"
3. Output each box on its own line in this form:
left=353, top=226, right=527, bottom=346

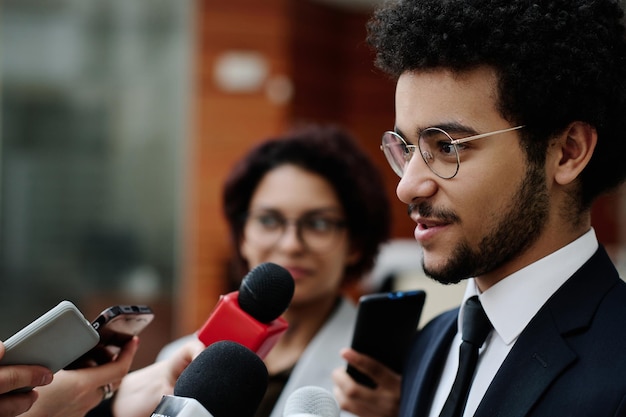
left=65, top=305, right=154, bottom=369
left=347, top=290, right=425, bottom=388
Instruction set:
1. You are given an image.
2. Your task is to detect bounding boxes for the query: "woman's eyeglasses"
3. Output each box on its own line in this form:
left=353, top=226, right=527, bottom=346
left=244, top=211, right=347, bottom=252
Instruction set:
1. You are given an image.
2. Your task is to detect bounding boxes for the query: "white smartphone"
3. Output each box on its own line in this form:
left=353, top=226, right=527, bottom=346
left=0, top=300, right=100, bottom=390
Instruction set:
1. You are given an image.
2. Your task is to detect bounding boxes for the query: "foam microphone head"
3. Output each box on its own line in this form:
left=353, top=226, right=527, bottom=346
left=283, top=386, right=340, bottom=417
left=174, top=340, right=268, bottom=417
left=238, top=262, right=295, bottom=323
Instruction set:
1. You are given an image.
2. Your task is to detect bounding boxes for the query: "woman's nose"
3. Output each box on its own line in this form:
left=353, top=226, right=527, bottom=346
left=275, top=222, right=305, bottom=251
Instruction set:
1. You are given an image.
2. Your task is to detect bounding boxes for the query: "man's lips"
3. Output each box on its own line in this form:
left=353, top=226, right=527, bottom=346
left=412, top=216, right=452, bottom=244
left=408, top=203, right=459, bottom=241
left=413, top=216, right=449, bottom=229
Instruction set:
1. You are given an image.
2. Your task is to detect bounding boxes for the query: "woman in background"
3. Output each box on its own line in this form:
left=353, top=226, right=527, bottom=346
left=159, top=124, right=400, bottom=417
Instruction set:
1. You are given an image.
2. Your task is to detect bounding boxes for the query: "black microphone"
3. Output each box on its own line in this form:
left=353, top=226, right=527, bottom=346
left=150, top=340, right=268, bottom=417
left=196, top=262, right=295, bottom=358
left=282, top=386, right=340, bottom=417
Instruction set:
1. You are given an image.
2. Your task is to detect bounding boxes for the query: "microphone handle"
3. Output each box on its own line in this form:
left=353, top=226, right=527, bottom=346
left=151, top=395, right=214, bottom=417
left=197, top=291, right=288, bottom=358
left=284, top=414, right=321, bottom=417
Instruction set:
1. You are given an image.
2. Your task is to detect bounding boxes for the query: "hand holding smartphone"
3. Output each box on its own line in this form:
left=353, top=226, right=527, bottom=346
left=65, top=305, right=154, bottom=369
left=346, top=290, right=425, bottom=388
left=0, top=301, right=100, bottom=391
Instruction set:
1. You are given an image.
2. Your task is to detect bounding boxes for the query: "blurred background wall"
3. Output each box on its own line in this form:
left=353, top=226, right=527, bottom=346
left=1, top=0, right=625, bottom=368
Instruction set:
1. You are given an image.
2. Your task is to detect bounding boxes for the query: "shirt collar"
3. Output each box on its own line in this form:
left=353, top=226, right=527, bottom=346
left=460, top=228, right=599, bottom=345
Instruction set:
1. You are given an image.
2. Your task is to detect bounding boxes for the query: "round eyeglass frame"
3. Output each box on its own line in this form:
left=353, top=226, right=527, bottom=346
left=380, top=125, right=525, bottom=179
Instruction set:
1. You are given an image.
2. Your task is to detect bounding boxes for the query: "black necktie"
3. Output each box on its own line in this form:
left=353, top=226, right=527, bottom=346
left=439, top=296, right=493, bottom=417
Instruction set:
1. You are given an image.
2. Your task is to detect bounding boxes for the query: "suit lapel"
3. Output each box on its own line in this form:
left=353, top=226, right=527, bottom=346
left=475, top=314, right=576, bottom=417
left=402, top=309, right=458, bottom=417
left=475, top=246, right=619, bottom=417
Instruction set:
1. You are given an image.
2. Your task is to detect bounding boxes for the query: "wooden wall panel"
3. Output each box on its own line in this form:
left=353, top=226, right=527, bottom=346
left=178, top=0, right=414, bottom=335
left=179, top=0, right=294, bottom=336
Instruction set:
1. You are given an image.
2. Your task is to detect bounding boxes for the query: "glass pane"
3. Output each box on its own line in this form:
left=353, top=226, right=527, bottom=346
left=0, top=0, right=192, bottom=366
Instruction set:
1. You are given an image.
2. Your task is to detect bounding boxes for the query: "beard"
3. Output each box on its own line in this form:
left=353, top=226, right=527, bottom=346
left=420, top=162, right=549, bottom=285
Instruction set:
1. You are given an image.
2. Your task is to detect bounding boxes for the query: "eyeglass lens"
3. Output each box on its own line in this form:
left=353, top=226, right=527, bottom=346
left=381, top=129, right=460, bottom=179
left=244, top=211, right=346, bottom=251
left=417, top=128, right=460, bottom=178
left=381, top=131, right=415, bottom=178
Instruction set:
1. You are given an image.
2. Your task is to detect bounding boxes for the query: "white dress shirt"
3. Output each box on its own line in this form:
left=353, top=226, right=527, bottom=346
left=427, top=228, right=599, bottom=417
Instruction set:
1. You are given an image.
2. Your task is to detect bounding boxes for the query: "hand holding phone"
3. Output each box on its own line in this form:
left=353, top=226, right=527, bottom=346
left=346, top=290, right=425, bottom=388
left=65, top=305, right=154, bottom=369
left=0, top=301, right=100, bottom=391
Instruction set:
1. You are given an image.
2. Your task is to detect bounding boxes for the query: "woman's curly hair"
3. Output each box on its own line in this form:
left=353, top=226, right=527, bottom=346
left=367, top=0, right=626, bottom=208
left=223, top=124, right=391, bottom=285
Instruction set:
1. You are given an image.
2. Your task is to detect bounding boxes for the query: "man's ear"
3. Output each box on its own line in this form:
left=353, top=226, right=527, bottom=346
left=553, top=121, right=597, bottom=185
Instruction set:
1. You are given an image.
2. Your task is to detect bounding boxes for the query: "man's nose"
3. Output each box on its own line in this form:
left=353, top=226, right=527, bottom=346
left=396, top=152, right=438, bottom=205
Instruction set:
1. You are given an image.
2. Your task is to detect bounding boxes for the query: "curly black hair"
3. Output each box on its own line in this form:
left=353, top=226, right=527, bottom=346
left=367, top=0, right=626, bottom=208
left=222, top=124, right=391, bottom=285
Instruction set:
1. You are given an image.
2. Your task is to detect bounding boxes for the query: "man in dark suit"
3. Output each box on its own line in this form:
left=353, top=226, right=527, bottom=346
left=353, top=0, right=626, bottom=416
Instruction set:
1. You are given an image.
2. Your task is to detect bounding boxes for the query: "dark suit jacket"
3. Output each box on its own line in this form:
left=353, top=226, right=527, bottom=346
left=400, top=246, right=626, bottom=417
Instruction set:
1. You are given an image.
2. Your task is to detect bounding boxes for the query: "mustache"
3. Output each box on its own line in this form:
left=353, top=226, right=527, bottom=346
left=408, top=202, right=460, bottom=223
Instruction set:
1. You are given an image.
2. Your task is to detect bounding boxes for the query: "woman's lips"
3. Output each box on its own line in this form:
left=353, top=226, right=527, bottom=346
left=283, top=266, right=311, bottom=281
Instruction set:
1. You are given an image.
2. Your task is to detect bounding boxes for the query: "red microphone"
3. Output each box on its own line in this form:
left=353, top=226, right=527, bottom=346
left=197, top=262, right=294, bottom=358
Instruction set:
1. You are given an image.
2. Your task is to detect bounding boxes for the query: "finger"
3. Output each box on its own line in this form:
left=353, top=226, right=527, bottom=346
left=0, top=389, right=38, bottom=417
left=331, top=371, right=376, bottom=416
left=333, top=361, right=401, bottom=417
left=341, top=348, right=400, bottom=386
left=165, top=340, right=205, bottom=384
left=0, top=365, right=53, bottom=394
left=74, top=337, right=140, bottom=386
left=186, top=340, right=206, bottom=360
left=331, top=366, right=372, bottom=402
left=115, top=336, right=140, bottom=367
left=332, top=369, right=359, bottom=413
left=332, top=366, right=357, bottom=392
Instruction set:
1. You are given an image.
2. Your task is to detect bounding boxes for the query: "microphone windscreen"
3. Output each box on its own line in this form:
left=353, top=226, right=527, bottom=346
left=174, top=340, right=268, bottom=417
left=283, top=386, right=340, bottom=417
left=238, top=262, right=295, bottom=323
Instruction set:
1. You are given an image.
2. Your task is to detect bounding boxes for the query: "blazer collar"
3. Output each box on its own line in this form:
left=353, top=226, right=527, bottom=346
left=475, top=246, right=619, bottom=417
left=402, top=309, right=458, bottom=417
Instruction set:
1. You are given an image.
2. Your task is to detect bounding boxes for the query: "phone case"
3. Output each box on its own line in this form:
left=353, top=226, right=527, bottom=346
left=94, top=305, right=154, bottom=346
left=347, top=290, right=426, bottom=388
left=0, top=300, right=99, bottom=390
left=65, top=304, right=154, bottom=369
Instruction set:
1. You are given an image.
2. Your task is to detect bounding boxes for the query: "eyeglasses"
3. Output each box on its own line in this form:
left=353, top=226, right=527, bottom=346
left=244, top=211, right=347, bottom=252
left=380, top=125, right=525, bottom=179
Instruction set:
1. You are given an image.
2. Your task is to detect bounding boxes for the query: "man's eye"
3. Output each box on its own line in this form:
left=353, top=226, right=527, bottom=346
left=438, top=141, right=455, bottom=155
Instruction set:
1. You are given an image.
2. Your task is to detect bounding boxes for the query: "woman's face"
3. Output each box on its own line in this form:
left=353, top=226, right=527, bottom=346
left=240, top=164, right=358, bottom=306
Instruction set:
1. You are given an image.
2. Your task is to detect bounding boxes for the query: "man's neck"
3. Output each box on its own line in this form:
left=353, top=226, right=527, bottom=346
left=475, top=219, right=591, bottom=292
